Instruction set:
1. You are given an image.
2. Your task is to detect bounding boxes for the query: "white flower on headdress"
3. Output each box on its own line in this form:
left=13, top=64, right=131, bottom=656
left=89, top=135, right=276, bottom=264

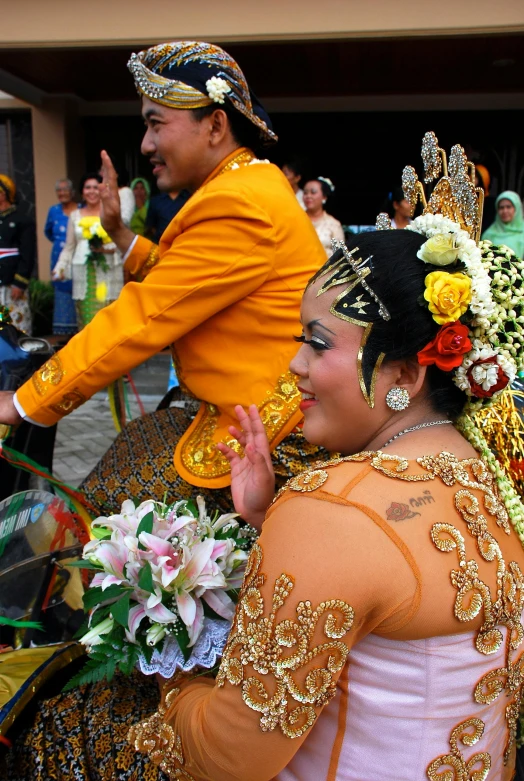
left=318, top=176, right=335, bottom=193
left=206, top=76, right=231, bottom=104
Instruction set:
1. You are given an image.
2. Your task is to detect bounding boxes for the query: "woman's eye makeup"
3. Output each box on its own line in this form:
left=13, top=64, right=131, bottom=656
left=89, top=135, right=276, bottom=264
left=293, top=334, right=330, bottom=351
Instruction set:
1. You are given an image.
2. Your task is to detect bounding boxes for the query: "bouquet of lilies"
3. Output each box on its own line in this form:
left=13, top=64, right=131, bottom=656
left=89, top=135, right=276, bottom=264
left=65, top=497, right=256, bottom=689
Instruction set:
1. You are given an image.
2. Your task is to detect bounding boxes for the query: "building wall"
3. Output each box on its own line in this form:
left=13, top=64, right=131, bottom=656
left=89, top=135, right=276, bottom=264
left=2, top=0, right=524, bottom=47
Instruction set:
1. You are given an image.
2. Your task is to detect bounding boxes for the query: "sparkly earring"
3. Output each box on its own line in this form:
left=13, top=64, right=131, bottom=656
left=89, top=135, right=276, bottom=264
left=386, top=387, right=410, bottom=411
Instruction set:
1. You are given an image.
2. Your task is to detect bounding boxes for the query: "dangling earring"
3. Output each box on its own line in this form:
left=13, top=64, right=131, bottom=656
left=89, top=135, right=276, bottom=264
left=386, top=387, right=410, bottom=411
left=322, top=199, right=327, bottom=204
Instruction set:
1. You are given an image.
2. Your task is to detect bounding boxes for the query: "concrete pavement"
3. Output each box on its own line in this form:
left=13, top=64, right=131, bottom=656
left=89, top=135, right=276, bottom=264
left=52, top=353, right=171, bottom=487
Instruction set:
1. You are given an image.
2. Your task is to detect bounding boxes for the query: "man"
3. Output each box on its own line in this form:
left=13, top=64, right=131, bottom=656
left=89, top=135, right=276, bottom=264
left=0, top=41, right=326, bottom=514
left=0, top=175, right=35, bottom=334
left=145, top=188, right=190, bottom=242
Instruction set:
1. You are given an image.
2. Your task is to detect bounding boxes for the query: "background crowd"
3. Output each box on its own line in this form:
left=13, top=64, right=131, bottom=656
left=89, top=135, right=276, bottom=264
left=1, top=155, right=524, bottom=340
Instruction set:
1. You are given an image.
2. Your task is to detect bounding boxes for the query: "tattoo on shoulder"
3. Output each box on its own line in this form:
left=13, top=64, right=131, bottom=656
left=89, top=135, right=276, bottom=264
left=386, top=490, right=434, bottom=521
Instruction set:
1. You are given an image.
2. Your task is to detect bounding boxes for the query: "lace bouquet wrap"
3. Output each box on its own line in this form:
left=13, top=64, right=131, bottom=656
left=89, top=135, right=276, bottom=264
left=65, top=497, right=257, bottom=689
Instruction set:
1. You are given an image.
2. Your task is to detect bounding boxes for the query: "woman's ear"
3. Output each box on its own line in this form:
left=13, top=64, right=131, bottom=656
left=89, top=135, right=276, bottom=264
left=384, top=356, right=428, bottom=401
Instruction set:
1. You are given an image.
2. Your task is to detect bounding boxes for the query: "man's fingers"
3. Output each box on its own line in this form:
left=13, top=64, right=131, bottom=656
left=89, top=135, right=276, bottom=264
left=216, top=442, right=239, bottom=463
left=100, top=150, right=118, bottom=186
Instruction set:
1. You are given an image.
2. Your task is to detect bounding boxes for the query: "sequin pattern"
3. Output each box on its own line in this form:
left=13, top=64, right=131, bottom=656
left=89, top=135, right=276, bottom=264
left=129, top=686, right=195, bottom=780
left=426, top=718, right=491, bottom=781
left=32, top=354, right=64, bottom=396
left=216, top=542, right=354, bottom=737
left=278, top=450, right=524, bottom=767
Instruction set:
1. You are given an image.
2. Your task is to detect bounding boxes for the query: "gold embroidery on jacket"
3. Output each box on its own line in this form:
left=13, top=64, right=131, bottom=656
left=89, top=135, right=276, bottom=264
left=181, top=371, right=301, bottom=478
left=128, top=686, right=195, bottom=780
left=216, top=542, right=354, bottom=738
left=32, top=355, right=64, bottom=396
left=49, top=388, right=86, bottom=416
left=136, top=244, right=160, bottom=282
left=426, top=718, right=491, bottom=781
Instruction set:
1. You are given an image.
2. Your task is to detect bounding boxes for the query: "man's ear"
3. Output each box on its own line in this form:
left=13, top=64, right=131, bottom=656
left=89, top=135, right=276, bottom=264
left=208, top=109, right=230, bottom=146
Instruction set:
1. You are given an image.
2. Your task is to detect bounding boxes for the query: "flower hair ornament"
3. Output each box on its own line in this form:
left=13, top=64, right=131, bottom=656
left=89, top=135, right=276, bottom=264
left=378, top=132, right=524, bottom=534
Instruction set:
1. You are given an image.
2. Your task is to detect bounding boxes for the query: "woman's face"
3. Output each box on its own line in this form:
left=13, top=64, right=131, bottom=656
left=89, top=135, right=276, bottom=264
left=133, top=181, right=147, bottom=203
left=289, top=280, right=395, bottom=454
left=498, top=198, right=516, bottom=224
left=303, top=181, right=325, bottom=213
left=56, top=182, right=73, bottom=205
left=82, top=178, right=100, bottom=207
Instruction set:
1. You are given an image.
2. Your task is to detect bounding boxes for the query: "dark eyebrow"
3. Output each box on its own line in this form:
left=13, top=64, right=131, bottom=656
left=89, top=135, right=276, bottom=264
left=306, top=318, right=336, bottom=336
left=143, top=108, right=163, bottom=121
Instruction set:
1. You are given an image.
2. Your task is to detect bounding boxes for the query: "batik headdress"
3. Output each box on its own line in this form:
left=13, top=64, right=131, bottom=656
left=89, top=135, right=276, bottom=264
left=128, top=41, right=277, bottom=144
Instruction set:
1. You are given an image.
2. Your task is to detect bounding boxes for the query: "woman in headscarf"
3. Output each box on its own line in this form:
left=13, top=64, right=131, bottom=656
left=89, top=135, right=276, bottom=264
left=129, top=177, right=151, bottom=237
left=0, top=174, right=35, bottom=333
left=482, top=190, right=524, bottom=257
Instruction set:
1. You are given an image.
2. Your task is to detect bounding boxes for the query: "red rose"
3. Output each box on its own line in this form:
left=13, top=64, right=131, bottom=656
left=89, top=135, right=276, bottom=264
left=467, top=357, right=510, bottom=398
left=417, top=321, right=472, bottom=371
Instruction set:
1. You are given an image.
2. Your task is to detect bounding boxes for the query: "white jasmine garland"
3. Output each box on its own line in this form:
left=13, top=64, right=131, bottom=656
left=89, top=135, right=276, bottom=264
left=206, top=76, right=231, bottom=104
left=406, top=214, right=495, bottom=321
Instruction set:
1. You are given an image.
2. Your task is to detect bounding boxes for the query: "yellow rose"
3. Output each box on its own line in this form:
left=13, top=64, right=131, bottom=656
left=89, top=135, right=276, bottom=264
left=424, top=271, right=471, bottom=325
left=417, top=234, right=460, bottom=266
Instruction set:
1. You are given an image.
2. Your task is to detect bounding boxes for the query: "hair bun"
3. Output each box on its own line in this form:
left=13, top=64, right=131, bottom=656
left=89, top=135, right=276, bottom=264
left=318, top=176, right=335, bottom=193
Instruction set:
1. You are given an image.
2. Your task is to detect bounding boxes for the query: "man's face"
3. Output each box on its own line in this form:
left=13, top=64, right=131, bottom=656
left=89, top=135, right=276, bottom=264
left=141, top=97, right=211, bottom=193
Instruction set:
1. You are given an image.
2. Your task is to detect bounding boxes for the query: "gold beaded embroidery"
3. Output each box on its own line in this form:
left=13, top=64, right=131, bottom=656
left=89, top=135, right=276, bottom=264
left=136, top=244, right=160, bottom=281
left=423, top=455, right=523, bottom=766
left=278, top=450, right=523, bottom=766
left=32, top=355, right=64, bottom=396
left=216, top=543, right=354, bottom=737
left=426, top=718, right=491, bottom=781
left=181, top=371, right=301, bottom=479
left=49, top=388, right=86, bottom=415
left=128, top=686, right=196, bottom=780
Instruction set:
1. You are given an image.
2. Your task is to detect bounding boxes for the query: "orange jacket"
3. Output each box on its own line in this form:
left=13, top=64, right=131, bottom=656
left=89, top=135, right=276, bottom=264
left=17, top=148, right=326, bottom=487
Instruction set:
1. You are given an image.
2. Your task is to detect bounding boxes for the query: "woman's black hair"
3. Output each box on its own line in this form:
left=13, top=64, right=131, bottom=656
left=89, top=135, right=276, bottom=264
left=339, top=230, right=466, bottom=420
left=192, top=104, right=270, bottom=156
left=79, top=171, right=102, bottom=198
left=305, top=178, right=333, bottom=201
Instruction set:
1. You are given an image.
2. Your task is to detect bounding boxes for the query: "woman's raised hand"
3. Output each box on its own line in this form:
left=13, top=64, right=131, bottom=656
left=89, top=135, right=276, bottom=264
left=216, top=405, right=275, bottom=531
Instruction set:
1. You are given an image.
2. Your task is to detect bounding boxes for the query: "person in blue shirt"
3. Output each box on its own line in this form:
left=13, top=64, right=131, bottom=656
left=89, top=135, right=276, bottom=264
left=44, top=179, right=78, bottom=336
left=145, top=188, right=190, bottom=243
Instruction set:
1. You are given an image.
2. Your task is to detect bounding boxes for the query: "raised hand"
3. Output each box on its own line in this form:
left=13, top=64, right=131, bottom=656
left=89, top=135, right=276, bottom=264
left=99, top=150, right=135, bottom=254
left=216, top=405, right=275, bottom=531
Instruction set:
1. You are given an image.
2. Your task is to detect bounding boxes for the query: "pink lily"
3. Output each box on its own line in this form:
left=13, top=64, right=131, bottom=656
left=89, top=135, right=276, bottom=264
left=202, top=589, right=236, bottom=621
left=125, top=603, right=146, bottom=644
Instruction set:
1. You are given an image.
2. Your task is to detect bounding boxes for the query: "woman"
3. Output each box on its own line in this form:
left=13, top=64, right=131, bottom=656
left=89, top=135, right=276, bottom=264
left=0, top=174, right=34, bottom=334
left=4, top=153, right=524, bottom=779
left=303, top=176, right=344, bottom=255
left=53, top=173, right=124, bottom=328
left=482, top=190, right=524, bottom=257
left=44, top=178, right=78, bottom=335
left=129, top=177, right=151, bottom=237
